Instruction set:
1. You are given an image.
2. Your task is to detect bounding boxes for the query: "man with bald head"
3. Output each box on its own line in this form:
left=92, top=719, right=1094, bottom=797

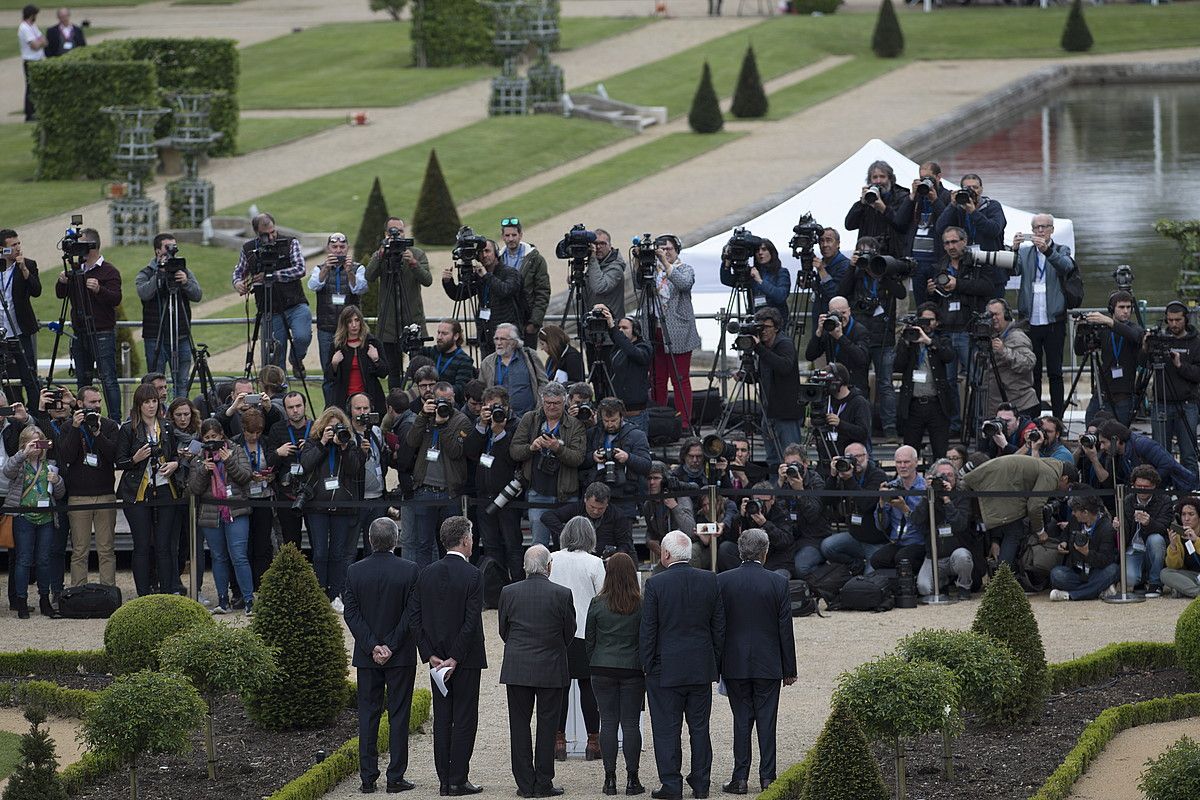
left=45, top=7, right=85, bottom=56
left=805, top=295, right=869, bottom=390
left=870, top=445, right=928, bottom=572
left=820, top=441, right=889, bottom=573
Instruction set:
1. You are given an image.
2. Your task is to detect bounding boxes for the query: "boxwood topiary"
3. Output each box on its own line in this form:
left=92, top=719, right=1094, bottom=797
left=971, top=562, right=1049, bottom=723
left=871, top=0, right=904, bottom=59
left=103, top=594, right=214, bottom=674
left=1176, top=596, right=1200, bottom=684
left=1137, top=735, right=1200, bottom=800
left=688, top=61, right=723, bottom=134
left=803, top=702, right=888, bottom=800
left=896, top=628, right=1023, bottom=724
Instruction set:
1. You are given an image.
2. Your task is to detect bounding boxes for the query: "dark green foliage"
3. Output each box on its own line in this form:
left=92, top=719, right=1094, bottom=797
left=370, top=0, right=409, bottom=20
left=790, top=0, right=841, bottom=11
left=834, top=654, right=961, bottom=742
left=103, top=594, right=214, bottom=674
left=1, top=707, right=68, bottom=800
left=896, top=628, right=1023, bottom=724
left=802, top=703, right=888, bottom=800
left=411, top=0, right=494, bottom=68
left=1061, top=0, right=1094, bottom=53
left=871, top=0, right=905, bottom=59
left=1050, top=641, right=1177, bottom=692
left=688, top=61, right=724, bottom=134
left=244, top=544, right=348, bottom=730
left=412, top=150, right=462, bottom=247
left=1139, top=736, right=1200, bottom=800
left=0, top=649, right=109, bottom=676
left=354, top=177, right=391, bottom=319
left=730, top=46, right=768, bottom=119
left=1176, top=597, right=1200, bottom=684
left=12, top=680, right=97, bottom=719
left=971, top=562, right=1049, bottom=722
left=158, top=623, right=279, bottom=699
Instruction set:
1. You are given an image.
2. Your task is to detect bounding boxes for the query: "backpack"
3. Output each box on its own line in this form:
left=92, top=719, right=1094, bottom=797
left=805, top=562, right=853, bottom=606
left=478, top=556, right=508, bottom=611
left=1061, top=263, right=1084, bottom=309
left=787, top=579, right=824, bottom=618
left=837, top=574, right=896, bottom=613
left=647, top=406, right=683, bottom=446
left=58, top=583, right=123, bottom=619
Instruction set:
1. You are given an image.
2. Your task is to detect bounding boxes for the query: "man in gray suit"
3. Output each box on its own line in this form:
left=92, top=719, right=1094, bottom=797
left=498, top=544, right=576, bottom=798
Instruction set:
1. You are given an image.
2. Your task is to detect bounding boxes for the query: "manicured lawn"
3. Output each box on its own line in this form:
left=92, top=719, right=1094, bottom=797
left=0, top=730, right=20, bottom=781
left=0, top=123, right=107, bottom=231
left=0, top=0, right=153, bottom=7
left=765, top=57, right=901, bottom=121
left=236, top=117, right=345, bottom=155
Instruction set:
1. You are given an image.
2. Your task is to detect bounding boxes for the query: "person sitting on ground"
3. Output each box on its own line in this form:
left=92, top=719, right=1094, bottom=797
left=1162, top=496, right=1200, bottom=599
left=1049, top=494, right=1119, bottom=602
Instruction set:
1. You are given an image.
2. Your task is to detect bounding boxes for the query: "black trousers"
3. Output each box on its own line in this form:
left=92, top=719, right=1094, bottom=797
left=247, top=504, right=275, bottom=589
left=901, top=395, right=950, bottom=462
left=592, top=673, right=645, bottom=775
left=870, top=542, right=927, bottom=572
left=478, top=503, right=523, bottom=584
left=1028, top=319, right=1067, bottom=418
left=645, top=675, right=712, bottom=796
left=23, top=60, right=35, bottom=121
left=432, top=667, right=481, bottom=788
left=506, top=684, right=564, bottom=795
left=724, top=678, right=781, bottom=784
left=277, top=505, right=304, bottom=551
left=358, top=664, right=416, bottom=786
left=126, top=502, right=181, bottom=596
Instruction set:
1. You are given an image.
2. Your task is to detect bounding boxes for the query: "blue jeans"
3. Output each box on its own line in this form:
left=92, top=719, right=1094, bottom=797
left=202, top=516, right=254, bottom=607
left=316, top=329, right=336, bottom=406
left=409, top=488, right=457, bottom=569
left=819, top=531, right=883, bottom=574
left=793, top=545, right=824, bottom=578
left=1050, top=563, right=1121, bottom=600
left=71, top=330, right=120, bottom=420
left=1151, top=400, right=1199, bottom=478
left=267, top=303, right=313, bottom=372
left=12, top=517, right=55, bottom=601
left=766, top=418, right=804, bottom=464
left=869, top=344, right=897, bottom=433
left=306, top=513, right=353, bottom=598
left=625, top=410, right=649, bottom=438
left=527, top=489, right=557, bottom=548
left=145, top=337, right=194, bottom=399
left=1086, top=393, right=1134, bottom=427
left=945, top=331, right=970, bottom=433
left=1125, top=532, right=1167, bottom=588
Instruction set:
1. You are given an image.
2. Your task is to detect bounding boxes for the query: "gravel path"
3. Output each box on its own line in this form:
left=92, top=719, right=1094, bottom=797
left=1068, top=718, right=1200, bottom=800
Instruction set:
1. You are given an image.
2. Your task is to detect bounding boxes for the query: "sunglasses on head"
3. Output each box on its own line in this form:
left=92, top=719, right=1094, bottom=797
left=501, top=217, right=520, bottom=227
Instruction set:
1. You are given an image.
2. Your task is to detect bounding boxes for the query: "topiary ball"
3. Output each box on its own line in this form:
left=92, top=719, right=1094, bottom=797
left=104, top=594, right=215, bottom=674
left=1176, top=596, right=1200, bottom=685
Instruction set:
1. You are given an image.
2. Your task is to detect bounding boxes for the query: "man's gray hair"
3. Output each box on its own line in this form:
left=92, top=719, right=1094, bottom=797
left=559, top=516, right=596, bottom=554
left=524, top=544, right=552, bottom=576
left=927, top=458, right=957, bottom=481
left=439, top=516, right=472, bottom=551
left=494, top=322, right=520, bottom=342
left=251, top=212, right=275, bottom=233
left=738, top=528, right=769, bottom=563
left=540, top=381, right=567, bottom=400
left=368, top=517, right=398, bottom=552
left=662, top=530, right=691, bottom=563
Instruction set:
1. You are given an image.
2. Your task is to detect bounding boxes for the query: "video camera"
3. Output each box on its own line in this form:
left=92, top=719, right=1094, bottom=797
left=400, top=323, right=432, bottom=355
left=788, top=213, right=824, bottom=288
left=382, top=226, right=415, bottom=266
left=723, top=227, right=763, bottom=286
left=898, top=313, right=929, bottom=343
left=1144, top=326, right=1176, bottom=366
left=158, top=243, right=188, bottom=290
left=630, top=233, right=657, bottom=287
left=726, top=316, right=764, bottom=351
left=452, top=226, right=487, bottom=265
left=584, top=308, right=610, bottom=347
left=968, top=311, right=994, bottom=342
left=1113, top=264, right=1134, bottom=291
left=1071, top=311, right=1104, bottom=351
left=800, top=369, right=838, bottom=422
left=355, top=412, right=381, bottom=427
left=59, top=214, right=92, bottom=262
left=555, top=223, right=596, bottom=262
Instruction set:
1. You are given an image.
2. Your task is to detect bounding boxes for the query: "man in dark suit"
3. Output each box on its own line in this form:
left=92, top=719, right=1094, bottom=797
left=0, top=228, right=44, bottom=405
left=407, top=516, right=487, bottom=796
left=641, top=531, right=726, bottom=800
left=497, top=544, right=576, bottom=798
left=716, top=529, right=798, bottom=795
left=342, top=518, right=421, bottom=794
left=45, top=8, right=86, bottom=57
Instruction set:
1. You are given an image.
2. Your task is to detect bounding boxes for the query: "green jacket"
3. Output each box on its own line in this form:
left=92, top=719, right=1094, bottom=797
left=365, top=246, right=432, bottom=342
left=959, top=454, right=1066, bottom=536
left=585, top=595, right=642, bottom=671
left=520, top=247, right=551, bottom=328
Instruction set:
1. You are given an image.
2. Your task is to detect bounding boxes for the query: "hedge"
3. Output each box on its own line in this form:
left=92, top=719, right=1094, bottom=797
left=411, top=0, right=493, bottom=68
left=0, top=649, right=110, bottom=677
left=758, top=753, right=812, bottom=800
left=9, top=680, right=99, bottom=719
left=59, top=750, right=123, bottom=796
left=1048, top=642, right=1177, bottom=693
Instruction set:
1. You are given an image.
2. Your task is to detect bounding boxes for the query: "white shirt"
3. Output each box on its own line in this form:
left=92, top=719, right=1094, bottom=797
left=0, top=265, right=22, bottom=337
left=1030, top=250, right=1049, bottom=327
left=549, top=549, right=605, bottom=639
left=307, top=263, right=367, bottom=294
left=18, top=21, right=45, bottom=62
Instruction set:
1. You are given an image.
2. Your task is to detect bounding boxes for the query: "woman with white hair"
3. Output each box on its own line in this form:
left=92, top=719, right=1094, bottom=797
left=549, top=515, right=606, bottom=761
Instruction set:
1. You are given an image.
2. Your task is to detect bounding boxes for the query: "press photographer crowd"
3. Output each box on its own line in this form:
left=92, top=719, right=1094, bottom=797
left=2, top=158, right=1200, bottom=795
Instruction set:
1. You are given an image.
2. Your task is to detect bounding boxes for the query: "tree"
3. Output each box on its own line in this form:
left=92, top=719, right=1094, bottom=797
left=2, top=707, right=68, bottom=800
left=731, top=46, right=768, bottom=119
left=688, top=61, right=723, bottom=134
left=803, top=702, right=888, bottom=800
left=971, top=562, right=1050, bottom=723
left=370, top=0, right=409, bottom=21
left=1061, top=0, right=1094, bottom=53
left=871, top=0, right=904, bottom=59
left=80, top=671, right=206, bottom=800
left=411, top=0, right=493, bottom=68
left=412, top=150, right=462, bottom=247
left=158, top=623, right=279, bottom=779
left=103, top=593, right=214, bottom=674
left=353, top=177, right=391, bottom=318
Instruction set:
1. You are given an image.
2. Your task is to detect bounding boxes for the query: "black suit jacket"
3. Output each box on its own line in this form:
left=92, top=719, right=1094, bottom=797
left=640, top=562, right=725, bottom=687
left=343, top=551, right=420, bottom=669
left=46, top=24, right=86, bottom=57
left=497, top=573, right=575, bottom=688
left=408, top=553, right=487, bottom=669
left=0, top=259, right=41, bottom=337
left=716, top=562, right=796, bottom=681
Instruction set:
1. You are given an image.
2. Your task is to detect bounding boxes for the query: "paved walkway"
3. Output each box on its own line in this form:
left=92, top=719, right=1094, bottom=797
left=1068, top=718, right=1200, bottom=800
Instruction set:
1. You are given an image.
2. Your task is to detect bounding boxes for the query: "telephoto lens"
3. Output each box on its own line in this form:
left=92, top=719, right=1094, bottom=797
left=333, top=423, right=351, bottom=445
left=1073, top=529, right=1092, bottom=550
left=822, top=317, right=839, bottom=333
left=833, top=456, right=853, bottom=474
left=1079, top=433, right=1098, bottom=449
left=486, top=474, right=526, bottom=515
left=436, top=399, right=454, bottom=418
left=896, top=559, right=918, bottom=608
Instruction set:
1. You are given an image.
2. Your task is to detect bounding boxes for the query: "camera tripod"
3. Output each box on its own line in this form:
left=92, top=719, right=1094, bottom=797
left=1134, top=353, right=1200, bottom=462
left=153, top=270, right=199, bottom=400
left=696, top=270, right=760, bottom=432
left=378, top=243, right=414, bottom=380
left=447, top=258, right=486, bottom=364
left=242, top=256, right=314, bottom=412
left=962, top=338, right=1007, bottom=450
left=713, top=350, right=781, bottom=460
left=46, top=254, right=101, bottom=397
left=1063, top=340, right=1107, bottom=436
left=785, top=249, right=819, bottom=342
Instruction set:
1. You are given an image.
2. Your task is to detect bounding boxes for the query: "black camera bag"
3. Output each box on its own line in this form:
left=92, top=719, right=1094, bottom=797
left=58, top=583, right=123, bottom=619
left=787, top=579, right=824, bottom=618
left=647, top=407, right=683, bottom=446
left=837, top=574, right=895, bottom=613
left=805, top=562, right=853, bottom=606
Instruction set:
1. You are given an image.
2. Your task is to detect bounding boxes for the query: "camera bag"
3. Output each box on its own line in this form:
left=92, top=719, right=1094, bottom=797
left=58, top=583, right=123, bottom=619
left=478, top=556, right=508, bottom=611
left=647, top=407, right=683, bottom=446
left=1060, top=264, right=1084, bottom=309
left=805, top=562, right=854, bottom=606
left=787, top=579, right=824, bottom=618
left=836, top=573, right=895, bottom=613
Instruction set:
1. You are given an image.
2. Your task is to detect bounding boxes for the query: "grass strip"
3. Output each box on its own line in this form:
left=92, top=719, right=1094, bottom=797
left=237, top=117, right=346, bottom=155
left=0, top=730, right=21, bottom=781
left=765, top=56, right=901, bottom=121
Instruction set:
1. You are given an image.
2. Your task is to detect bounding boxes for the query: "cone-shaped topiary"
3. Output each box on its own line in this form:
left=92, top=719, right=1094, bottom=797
left=688, top=61, right=724, bottom=134
left=244, top=544, right=348, bottom=730
left=1061, top=0, right=1094, bottom=53
left=412, top=149, right=462, bottom=247
left=353, top=177, right=391, bottom=319
left=803, top=702, right=888, bottom=800
left=871, top=0, right=904, bottom=59
left=103, top=594, right=214, bottom=674
left=731, top=46, right=768, bottom=119
left=1176, top=596, right=1200, bottom=684
left=2, top=707, right=68, bottom=800
left=971, top=562, right=1049, bottom=723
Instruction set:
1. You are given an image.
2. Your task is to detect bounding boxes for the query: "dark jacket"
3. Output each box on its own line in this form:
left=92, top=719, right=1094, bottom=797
left=326, top=334, right=389, bottom=412
left=582, top=421, right=652, bottom=510
left=1142, top=326, right=1200, bottom=404
left=836, top=263, right=907, bottom=347
left=640, top=563, right=725, bottom=687
left=464, top=418, right=521, bottom=496
left=777, top=470, right=830, bottom=549
left=497, top=573, right=576, bottom=687
left=720, top=262, right=791, bottom=322
left=717, top=561, right=797, bottom=681
left=420, top=346, right=477, bottom=405
left=1076, top=318, right=1144, bottom=399
left=804, top=317, right=870, bottom=391
left=824, top=462, right=889, bottom=544
left=754, top=333, right=802, bottom=421
left=299, top=435, right=365, bottom=512
left=135, top=261, right=202, bottom=341
left=541, top=502, right=634, bottom=558
left=114, top=420, right=182, bottom=502
left=311, top=263, right=363, bottom=333
left=45, top=22, right=86, bottom=57
left=895, top=333, right=956, bottom=422
left=544, top=346, right=585, bottom=385
left=925, top=256, right=994, bottom=333
left=1121, top=433, right=1199, bottom=493
left=812, top=251, right=852, bottom=324
left=844, top=186, right=910, bottom=257
left=1065, top=514, right=1118, bottom=573
left=52, top=414, right=119, bottom=496
left=911, top=491, right=978, bottom=557
left=266, top=419, right=312, bottom=499
left=365, top=246, right=432, bottom=342
left=55, top=257, right=121, bottom=333
left=343, top=551, right=421, bottom=670
left=896, top=188, right=949, bottom=294
left=1124, top=490, right=1174, bottom=543
left=407, top=553, right=487, bottom=669
left=585, top=595, right=642, bottom=671
left=817, top=388, right=872, bottom=455
left=935, top=196, right=1008, bottom=297
left=442, top=264, right=524, bottom=336
left=0, top=258, right=41, bottom=337
left=727, top=502, right=795, bottom=574
left=406, top=408, right=472, bottom=497
left=606, top=327, right=652, bottom=411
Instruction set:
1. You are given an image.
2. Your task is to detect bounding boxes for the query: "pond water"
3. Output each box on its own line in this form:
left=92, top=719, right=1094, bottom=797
left=938, top=82, right=1200, bottom=306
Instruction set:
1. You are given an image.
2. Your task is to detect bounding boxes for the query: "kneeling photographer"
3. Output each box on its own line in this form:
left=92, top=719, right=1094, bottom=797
left=1074, top=290, right=1142, bottom=425
left=584, top=397, right=651, bottom=521
left=980, top=403, right=1037, bottom=460
left=465, top=386, right=524, bottom=584
left=805, top=296, right=869, bottom=392
left=776, top=445, right=830, bottom=579
left=819, top=443, right=889, bottom=573
left=721, top=482, right=793, bottom=576
left=137, top=233, right=202, bottom=400
left=910, top=458, right=978, bottom=600
left=594, top=306, right=652, bottom=434
left=1119, top=465, right=1172, bottom=597
left=895, top=304, right=955, bottom=460
left=642, top=462, right=697, bottom=569
left=1049, top=494, right=1119, bottom=602
left=541, top=481, right=634, bottom=558
left=743, top=307, right=802, bottom=462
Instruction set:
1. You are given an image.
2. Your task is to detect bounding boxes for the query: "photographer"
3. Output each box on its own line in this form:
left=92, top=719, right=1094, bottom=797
left=466, top=386, right=522, bottom=583
left=1021, top=415, right=1073, bottom=464
left=266, top=391, right=312, bottom=550
left=671, top=436, right=731, bottom=491
left=542, top=481, right=635, bottom=557
left=417, top=320, right=475, bottom=404
left=982, top=403, right=1037, bottom=460
left=1011, top=214, right=1076, bottom=418
left=1098, top=420, right=1198, bottom=494
left=583, top=229, right=626, bottom=319
left=819, top=443, right=888, bottom=573
left=308, top=232, right=367, bottom=404
left=934, top=174, right=1008, bottom=297
left=482, top=323, right=547, bottom=419
left=230, top=407, right=274, bottom=592
left=805, top=296, right=869, bottom=392
left=4, top=423, right=66, bottom=620
left=567, top=382, right=596, bottom=430
left=870, top=445, right=927, bottom=572
left=897, top=162, right=951, bottom=304
left=982, top=299, right=1039, bottom=419
left=748, top=307, right=802, bottom=462
left=54, top=227, right=122, bottom=419
left=405, top=381, right=472, bottom=568
left=442, top=239, right=524, bottom=358
left=717, top=482, right=793, bottom=577
left=0, top=228, right=43, bottom=404
left=365, top=217, right=432, bottom=389
left=1143, top=301, right=1200, bottom=476
left=136, top=233, right=202, bottom=400
left=1075, top=290, right=1142, bottom=426
left=776, top=445, right=830, bottom=579
left=811, top=363, right=872, bottom=458
left=232, top=212, right=311, bottom=373
left=539, top=324, right=584, bottom=384
left=911, top=459, right=978, bottom=600
left=1049, top=494, right=1119, bottom=602
left=720, top=237, right=791, bottom=324
left=499, top=217, right=551, bottom=348
left=643, top=461, right=697, bottom=569
left=326, top=305, right=388, bottom=412
left=511, top=382, right=587, bottom=548
left=219, top=377, right=277, bottom=440
left=585, top=398, right=652, bottom=521
left=810, top=228, right=852, bottom=331
left=188, top=418, right=254, bottom=615
left=895, top=303, right=955, bottom=459
left=1074, top=412, right=1115, bottom=503
left=597, top=306, right=653, bottom=435
left=844, top=160, right=909, bottom=258
left=646, top=234, right=701, bottom=420
left=1119, top=465, right=1172, bottom=597
left=347, top=392, right=389, bottom=564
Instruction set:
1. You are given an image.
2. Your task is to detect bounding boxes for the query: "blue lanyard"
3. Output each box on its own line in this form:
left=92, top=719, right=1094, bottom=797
left=334, top=269, right=341, bottom=295
left=431, top=429, right=441, bottom=449
left=436, top=348, right=463, bottom=375
left=915, top=346, right=925, bottom=369
left=327, top=447, right=336, bottom=477
left=288, top=421, right=311, bottom=446
left=242, top=441, right=261, bottom=471
left=542, top=420, right=560, bottom=438
left=546, top=360, right=555, bottom=380
left=827, top=399, right=846, bottom=416
left=1035, top=252, right=1046, bottom=282
left=496, top=358, right=509, bottom=386
left=861, top=275, right=879, bottom=298
left=1110, top=333, right=1124, bottom=362
left=485, top=431, right=494, bottom=456
left=0, top=267, right=13, bottom=302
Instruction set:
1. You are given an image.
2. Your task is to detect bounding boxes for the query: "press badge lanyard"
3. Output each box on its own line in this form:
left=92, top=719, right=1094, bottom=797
left=243, top=442, right=262, bottom=471
left=1111, top=334, right=1124, bottom=363
left=288, top=421, right=312, bottom=446
left=437, top=348, right=464, bottom=375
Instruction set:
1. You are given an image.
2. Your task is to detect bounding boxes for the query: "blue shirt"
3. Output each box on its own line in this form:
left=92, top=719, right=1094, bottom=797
left=501, top=353, right=535, bottom=418
left=875, top=475, right=927, bottom=547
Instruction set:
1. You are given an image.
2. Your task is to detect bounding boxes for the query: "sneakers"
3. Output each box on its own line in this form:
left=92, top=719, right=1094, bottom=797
left=1102, top=584, right=1119, bottom=599
left=331, top=596, right=345, bottom=615
left=1144, top=584, right=1162, bottom=598
left=211, top=603, right=229, bottom=615
left=245, top=600, right=254, bottom=617
left=1049, top=589, right=1070, bottom=602
left=956, top=587, right=971, bottom=602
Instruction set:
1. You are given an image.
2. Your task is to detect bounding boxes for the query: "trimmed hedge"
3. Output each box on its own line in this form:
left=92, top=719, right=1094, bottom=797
left=9, top=680, right=99, bottom=719
left=1049, top=641, right=1177, bottom=693
left=1177, top=596, right=1200, bottom=683
left=103, top=594, right=215, bottom=674
left=411, top=0, right=493, bottom=68
left=0, top=649, right=109, bottom=677
left=759, top=755, right=811, bottom=800
left=791, top=0, right=841, bottom=11
left=59, top=750, right=123, bottom=796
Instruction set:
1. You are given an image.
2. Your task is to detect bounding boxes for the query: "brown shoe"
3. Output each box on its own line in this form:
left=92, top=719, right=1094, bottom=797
left=555, top=731, right=567, bottom=761
left=586, top=732, right=601, bottom=761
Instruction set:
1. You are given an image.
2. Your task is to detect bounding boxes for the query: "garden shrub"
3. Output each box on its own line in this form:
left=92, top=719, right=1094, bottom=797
left=834, top=654, right=960, bottom=743
left=0, top=649, right=108, bottom=676
left=871, top=0, right=904, bottom=59
left=1050, top=641, right=1176, bottom=692
left=103, top=594, right=213, bottom=674
left=802, top=702, right=887, bottom=800
left=244, top=544, right=348, bottom=730
left=972, top=562, right=1049, bottom=722
left=791, top=0, right=841, bottom=12
left=412, top=150, right=462, bottom=247
left=1, top=706, right=68, bottom=800
left=412, top=0, right=493, bottom=68
left=1139, top=736, right=1200, bottom=800
left=730, top=46, right=768, bottom=119
left=688, top=62, right=723, bottom=134
left=353, top=177, right=391, bottom=320
left=1061, top=0, right=1094, bottom=53
left=897, top=628, right=1022, bottom=724
left=1176, top=596, right=1200, bottom=684
left=12, top=680, right=97, bottom=719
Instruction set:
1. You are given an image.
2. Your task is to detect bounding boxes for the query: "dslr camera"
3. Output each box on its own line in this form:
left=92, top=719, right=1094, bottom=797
left=954, top=187, right=975, bottom=206
left=400, top=323, right=433, bottom=355
left=574, top=402, right=594, bottom=423
left=452, top=226, right=487, bottom=265
left=1026, top=428, right=1043, bottom=444
left=832, top=456, right=854, bottom=474
left=863, top=254, right=915, bottom=281
left=862, top=184, right=887, bottom=205
left=1072, top=528, right=1092, bottom=550
left=821, top=315, right=841, bottom=333
left=435, top=399, right=454, bottom=419
left=743, top=499, right=762, bottom=517
left=899, top=313, right=928, bottom=343
left=333, top=422, right=352, bottom=445
left=200, top=439, right=224, bottom=454
left=982, top=418, right=1007, bottom=439
left=596, top=448, right=618, bottom=484
left=1079, top=433, right=1098, bottom=450
left=784, top=462, right=803, bottom=480
left=488, top=404, right=508, bottom=425
left=915, top=177, right=937, bottom=197
left=931, top=269, right=955, bottom=298
left=487, top=472, right=526, bottom=515
left=555, top=223, right=596, bottom=262
left=929, top=475, right=949, bottom=493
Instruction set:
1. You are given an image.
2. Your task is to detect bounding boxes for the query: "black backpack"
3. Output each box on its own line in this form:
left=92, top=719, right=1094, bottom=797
left=805, top=562, right=854, bottom=606
left=478, top=556, right=508, bottom=610
left=837, top=574, right=896, bottom=613
left=787, top=579, right=824, bottom=618
left=647, top=406, right=683, bottom=446
left=1061, top=263, right=1085, bottom=309
left=58, top=583, right=123, bottom=619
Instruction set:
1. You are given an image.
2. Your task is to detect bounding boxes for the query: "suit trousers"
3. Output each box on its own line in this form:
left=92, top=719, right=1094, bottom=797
left=506, top=684, right=565, bottom=794
left=432, top=667, right=481, bottom=787
left=901, top=395, right=949, bottom=463
left=724, top=678, right=781, bottom=784
left=357, top=665, right=416, bottom=786
left=645, top=675, right=712, bottom=796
